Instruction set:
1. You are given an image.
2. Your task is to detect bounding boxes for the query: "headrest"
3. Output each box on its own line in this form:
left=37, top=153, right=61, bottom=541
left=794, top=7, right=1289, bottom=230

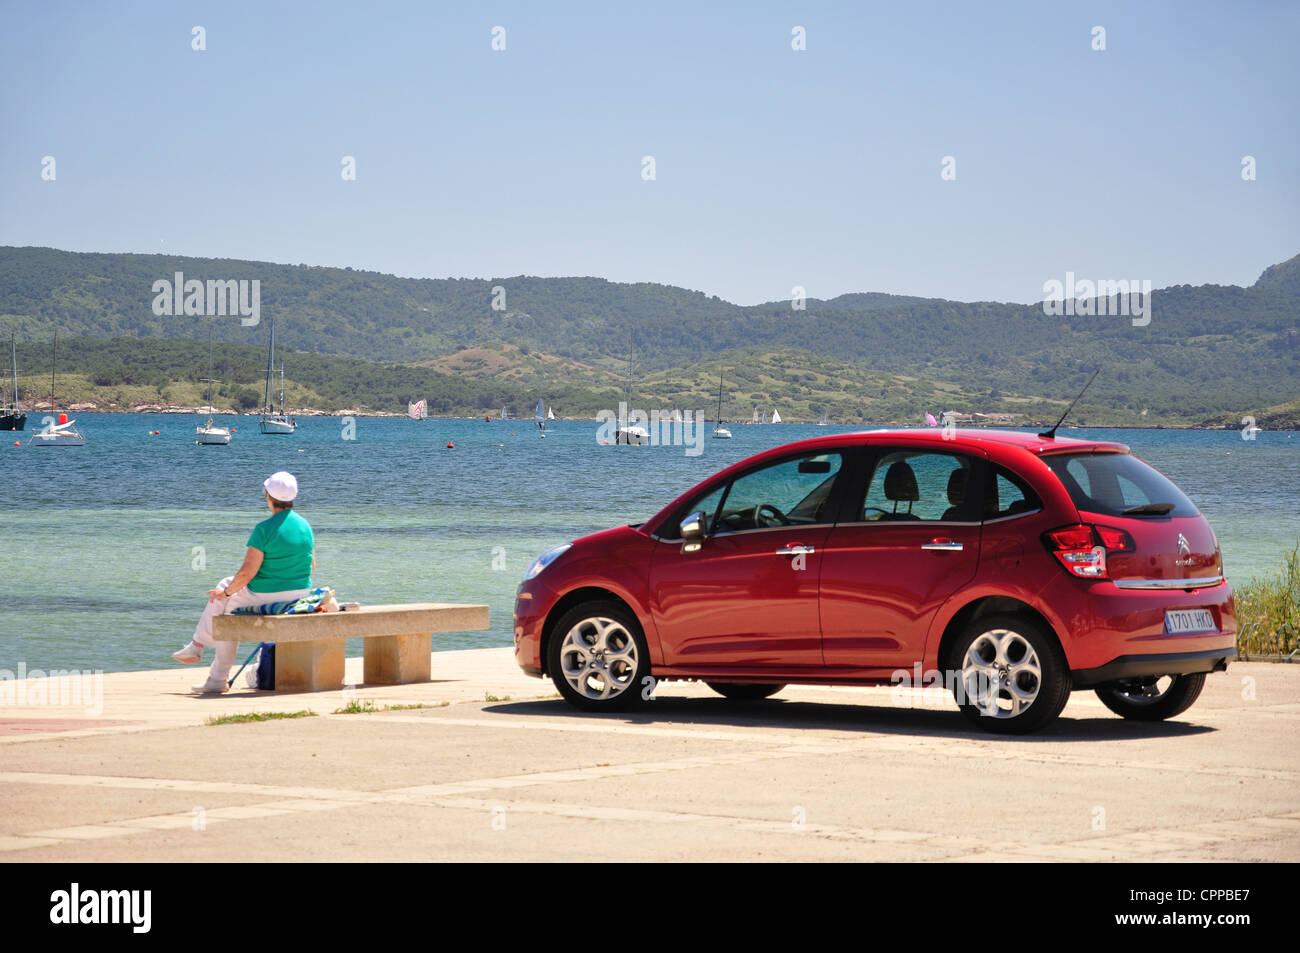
left=946, top=469, right=967, bottom=506
left=884, top=461, right=919, bottom=502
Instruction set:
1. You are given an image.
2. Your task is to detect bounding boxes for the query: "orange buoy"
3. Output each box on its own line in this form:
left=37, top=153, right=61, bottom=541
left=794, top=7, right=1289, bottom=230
left=58, top=412, right=68, bottom=425
left=446, top=441, right=454, bottom=449
left=12, top=441, right=18, bottom=447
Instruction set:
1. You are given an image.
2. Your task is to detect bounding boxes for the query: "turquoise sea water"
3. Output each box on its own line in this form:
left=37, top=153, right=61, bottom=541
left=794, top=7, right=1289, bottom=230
left=1, top=414, right=1296, bottom=673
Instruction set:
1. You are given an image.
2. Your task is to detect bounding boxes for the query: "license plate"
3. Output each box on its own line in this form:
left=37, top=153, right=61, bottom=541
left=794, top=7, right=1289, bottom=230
left=1164, top=608, right=1216, bottom=635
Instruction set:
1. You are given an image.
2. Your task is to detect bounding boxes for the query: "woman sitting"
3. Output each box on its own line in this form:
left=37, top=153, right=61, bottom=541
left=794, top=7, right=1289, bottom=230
left=173, top=471, right=315, bottom=694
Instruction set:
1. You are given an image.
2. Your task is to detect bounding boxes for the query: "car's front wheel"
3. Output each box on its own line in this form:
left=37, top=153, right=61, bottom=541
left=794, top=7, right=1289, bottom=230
left=1094, top=673, right=1205, bottom=721
left=951, top=613, right=1071, bottom=734
left=705, top=682, right=786, bottom=700
left=547, top=601, right=650, bottom=712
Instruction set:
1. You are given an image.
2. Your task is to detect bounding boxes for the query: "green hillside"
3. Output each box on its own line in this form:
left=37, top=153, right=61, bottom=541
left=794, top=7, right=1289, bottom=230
left=1, top=246, right=1297, bottom=424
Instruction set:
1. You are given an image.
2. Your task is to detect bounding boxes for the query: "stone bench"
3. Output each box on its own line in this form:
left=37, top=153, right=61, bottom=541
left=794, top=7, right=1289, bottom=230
left=212, top=603, right=490, bottom=692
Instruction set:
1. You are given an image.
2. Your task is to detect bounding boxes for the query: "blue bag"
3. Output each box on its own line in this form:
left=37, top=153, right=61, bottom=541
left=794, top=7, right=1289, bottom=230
left=255, top=642, right=275, bottom=690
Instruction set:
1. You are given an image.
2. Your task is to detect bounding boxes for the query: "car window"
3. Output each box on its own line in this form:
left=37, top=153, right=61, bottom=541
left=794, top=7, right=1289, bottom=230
left=1044, top=453, right=1199, bottom=518
left=709, top=452, right=844, bottom=534
left=860, top=450, right=975, bottom=521
left=985, top=466, right=1042, bottom=520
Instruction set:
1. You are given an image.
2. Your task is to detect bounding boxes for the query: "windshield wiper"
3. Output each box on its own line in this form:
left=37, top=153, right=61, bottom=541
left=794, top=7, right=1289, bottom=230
left=1122, top=502, right=1175, bottom=516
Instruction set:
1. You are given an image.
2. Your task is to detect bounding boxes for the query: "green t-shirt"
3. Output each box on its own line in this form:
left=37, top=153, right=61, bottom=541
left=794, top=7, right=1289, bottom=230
left=246, top=510, right=314, bottom=593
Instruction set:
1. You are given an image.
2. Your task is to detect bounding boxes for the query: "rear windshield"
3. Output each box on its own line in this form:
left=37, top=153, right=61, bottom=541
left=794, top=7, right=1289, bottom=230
left=1042, top=452, right=1199, bottom=518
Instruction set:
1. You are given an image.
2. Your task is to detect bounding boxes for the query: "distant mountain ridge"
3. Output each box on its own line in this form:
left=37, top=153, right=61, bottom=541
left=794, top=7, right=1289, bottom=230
left=1, top=245, right=1297, bottom=424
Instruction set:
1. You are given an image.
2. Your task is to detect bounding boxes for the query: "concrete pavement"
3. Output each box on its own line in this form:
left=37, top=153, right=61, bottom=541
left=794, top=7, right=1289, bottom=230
left=1, top=650, right=1298, bottom=861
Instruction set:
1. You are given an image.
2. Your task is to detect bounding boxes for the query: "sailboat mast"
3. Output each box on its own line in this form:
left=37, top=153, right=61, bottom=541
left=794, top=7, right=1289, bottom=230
left=716, top=366, right=724, bottom=423
left=51, top=331, right=56, bottom=413
left=263, top=323, right=274, bottom=412
left=11, top=333, right=19, bottom=405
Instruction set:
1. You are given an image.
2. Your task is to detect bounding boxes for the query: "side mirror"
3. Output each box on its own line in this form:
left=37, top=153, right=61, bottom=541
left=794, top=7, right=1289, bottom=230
left=680, top=511, right=705, bottom=553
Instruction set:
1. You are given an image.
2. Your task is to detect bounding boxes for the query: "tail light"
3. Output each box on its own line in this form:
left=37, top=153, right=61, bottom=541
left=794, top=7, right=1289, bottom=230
left=1042, top=523, right=1136, bottom=579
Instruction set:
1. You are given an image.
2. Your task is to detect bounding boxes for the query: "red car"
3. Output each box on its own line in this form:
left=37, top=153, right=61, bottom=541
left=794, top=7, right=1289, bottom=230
left=513, top=430, right=1236, bottom=733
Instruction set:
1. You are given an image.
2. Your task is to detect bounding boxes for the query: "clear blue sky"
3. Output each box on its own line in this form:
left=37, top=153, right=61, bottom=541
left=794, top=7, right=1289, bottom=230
left=2, top=0, right=1296, bottom=305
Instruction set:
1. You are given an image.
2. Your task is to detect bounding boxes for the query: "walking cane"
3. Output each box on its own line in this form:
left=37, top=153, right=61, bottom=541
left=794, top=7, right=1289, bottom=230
left=227, top=644, right=263, bottom=689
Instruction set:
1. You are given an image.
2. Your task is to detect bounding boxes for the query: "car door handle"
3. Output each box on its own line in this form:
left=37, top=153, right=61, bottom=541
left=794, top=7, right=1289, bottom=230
left=776, top=545, right=815, bottom=556
left=921, top=540, right=964, bottom=551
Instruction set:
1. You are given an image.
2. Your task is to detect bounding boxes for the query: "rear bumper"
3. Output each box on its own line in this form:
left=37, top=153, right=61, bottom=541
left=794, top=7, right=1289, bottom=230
left=1070, top=648, right=1231, bottom=688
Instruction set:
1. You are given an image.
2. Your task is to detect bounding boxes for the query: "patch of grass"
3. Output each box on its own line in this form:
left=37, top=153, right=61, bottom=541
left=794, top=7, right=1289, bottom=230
left=484, top=692, right=513, bottom=702
left=332, top=700, right=442, bottom=714
left=333, top=699, right=379, bottom=714
left=1236, top=542, right=1300, bottom=658
left=205, top=710, right=316, bottom=726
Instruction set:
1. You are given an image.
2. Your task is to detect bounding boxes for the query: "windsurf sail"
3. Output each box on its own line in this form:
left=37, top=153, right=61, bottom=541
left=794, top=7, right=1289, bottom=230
left=407, top=399, right=427, bottom=420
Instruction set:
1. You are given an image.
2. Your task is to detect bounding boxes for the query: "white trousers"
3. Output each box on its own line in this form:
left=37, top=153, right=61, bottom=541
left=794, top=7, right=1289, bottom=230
left=193, top=576, right=311, bottom=681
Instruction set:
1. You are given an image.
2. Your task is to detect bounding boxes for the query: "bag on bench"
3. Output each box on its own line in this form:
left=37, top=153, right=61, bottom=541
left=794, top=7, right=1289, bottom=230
left=255, top=642, right=275, bottom=690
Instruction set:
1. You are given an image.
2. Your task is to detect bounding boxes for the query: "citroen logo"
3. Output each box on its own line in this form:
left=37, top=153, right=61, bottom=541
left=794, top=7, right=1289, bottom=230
left=1177, top=533, right=1191, bottom=557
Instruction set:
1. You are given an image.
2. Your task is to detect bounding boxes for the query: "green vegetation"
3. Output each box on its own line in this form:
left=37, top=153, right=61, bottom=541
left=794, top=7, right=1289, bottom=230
left=483, top=692, right=512, bottom=702
left=2, top=246, right=1298, bottom=425
left=204, top=710, right=317, bottom=725
left=1236, top=543, right=1300, bottom=658
left=332, top=699, right=440, bottom=714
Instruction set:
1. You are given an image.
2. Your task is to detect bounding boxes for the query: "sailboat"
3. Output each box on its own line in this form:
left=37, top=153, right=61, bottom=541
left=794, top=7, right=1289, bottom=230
left=28, top=331, right=85, bottom=447
left=407, top=399, right=428, bottom=420
left=1, top=333, right=26, bottom=431
left=258, top=323, right=296, bottom=434
left=771, top=409, right=782, bottom=424
left=501, top=406, right=510, bottom=420
left=535, top=398, right=546, bottom=436
left=196, top=331, right=231, bottom=445
left=547, top=406, right=556, bottom=420
left=818, top=411, right=828, bottom=427
left=712, top=366, right=731, bottom=439
left=615, top=339, right=649, bottom=446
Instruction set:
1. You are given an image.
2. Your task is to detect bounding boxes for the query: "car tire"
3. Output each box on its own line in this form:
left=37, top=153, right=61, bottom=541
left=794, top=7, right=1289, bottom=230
left=705, top=682, right=786, bottom=700
left=1094, top=673, right=1206, bottom=721
left=546, top=601, right=651, bottom=712
left=950, top=613, right=1071, bottom=734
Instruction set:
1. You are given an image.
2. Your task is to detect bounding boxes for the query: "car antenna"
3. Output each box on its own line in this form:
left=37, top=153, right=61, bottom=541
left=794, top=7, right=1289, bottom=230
left=1039, top=368, right=1101, bottom=439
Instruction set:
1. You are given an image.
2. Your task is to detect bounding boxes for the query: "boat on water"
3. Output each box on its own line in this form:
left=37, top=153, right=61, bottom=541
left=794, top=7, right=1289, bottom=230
left=535, top=398, right=547, bottom=436
left=712, top=366, right=731, bottom=439
left=196, top=332, right=231, bottom=445
left=771, top=409, right=782, bottom=424
left=407, top=398, right=428, bottom=420
left=28, top=331, right=84, bottom=447
left=1, top=333, right=26, bottom=431
left=818, top=412, right=828, bottom=426
left=547, top=407, right=556, bottom=421
left=501, top=406, right=510, bottom=420
left=614, top=338, right=649, bottom=446
left=258, top=323, right=296, bottom=435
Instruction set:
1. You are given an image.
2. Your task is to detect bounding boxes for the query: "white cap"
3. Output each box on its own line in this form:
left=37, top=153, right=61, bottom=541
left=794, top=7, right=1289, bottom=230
left=263, top=471, right=298, bottom=502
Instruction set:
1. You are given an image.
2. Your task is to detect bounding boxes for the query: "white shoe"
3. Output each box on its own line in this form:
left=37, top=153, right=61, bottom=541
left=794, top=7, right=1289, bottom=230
left=173, top=642, right=202, bottom=664
left=191, top=677, right=229, bottom=694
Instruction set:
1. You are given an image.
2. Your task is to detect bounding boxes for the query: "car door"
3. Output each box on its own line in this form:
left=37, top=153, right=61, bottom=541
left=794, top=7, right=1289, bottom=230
left=647, top=449, right=849, bottom=668
left=819, top=444, right=985, bottom=670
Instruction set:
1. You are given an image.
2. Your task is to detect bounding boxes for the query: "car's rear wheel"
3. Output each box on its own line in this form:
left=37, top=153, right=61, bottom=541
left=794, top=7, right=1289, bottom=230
left=705, top=682, right=786, bottom=700
left=951, top=613, right=1071, bottom=734
left=547, top=601, right=650, bottom=712
left=1094, top=673, right=1205, bottom=721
